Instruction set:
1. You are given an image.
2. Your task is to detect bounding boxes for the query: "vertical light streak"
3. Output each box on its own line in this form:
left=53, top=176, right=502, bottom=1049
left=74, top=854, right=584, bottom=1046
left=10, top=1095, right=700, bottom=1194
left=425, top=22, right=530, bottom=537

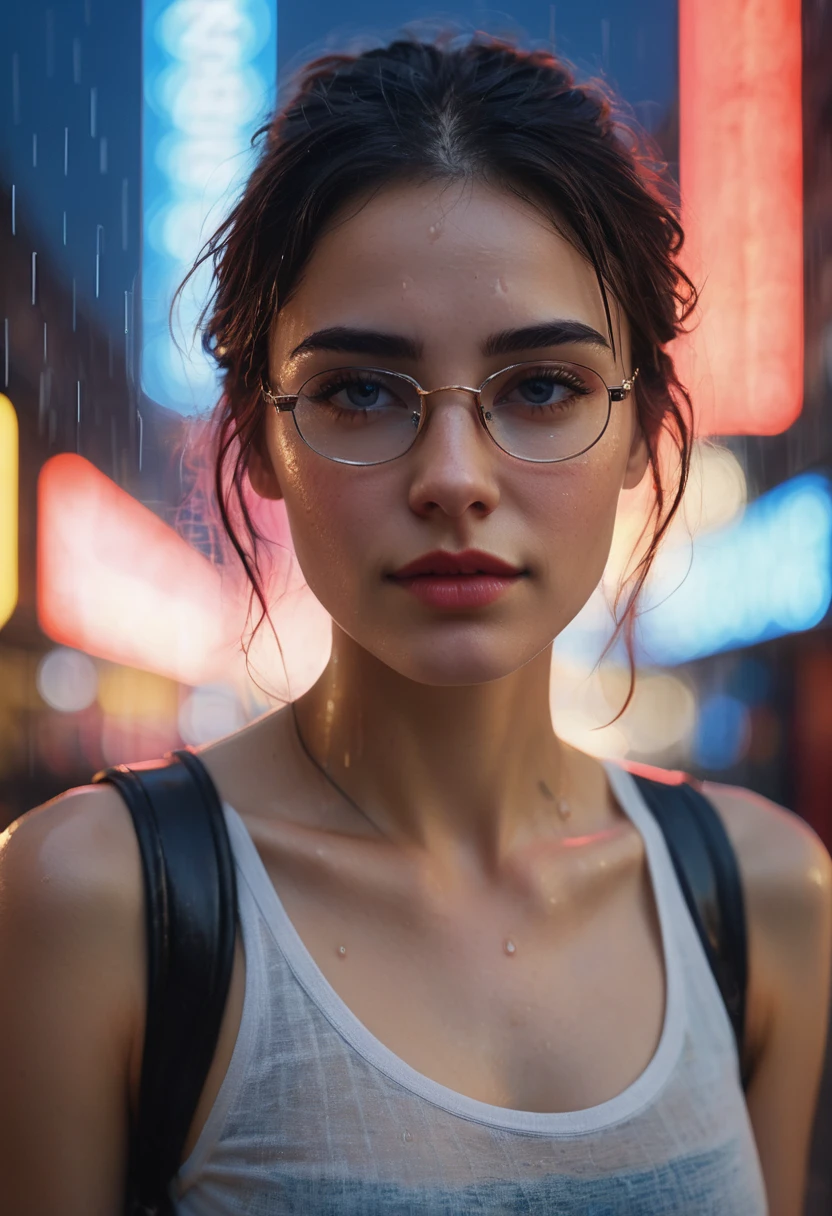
left=141, top=0, right=277, bottom=414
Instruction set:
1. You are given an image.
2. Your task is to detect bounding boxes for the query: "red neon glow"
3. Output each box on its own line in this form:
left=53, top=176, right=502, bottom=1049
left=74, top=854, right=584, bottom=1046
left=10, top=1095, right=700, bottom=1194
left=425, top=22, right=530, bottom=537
left=37, top=454, right=235, bottom=685
left=677, top=0, right=803, bottom=436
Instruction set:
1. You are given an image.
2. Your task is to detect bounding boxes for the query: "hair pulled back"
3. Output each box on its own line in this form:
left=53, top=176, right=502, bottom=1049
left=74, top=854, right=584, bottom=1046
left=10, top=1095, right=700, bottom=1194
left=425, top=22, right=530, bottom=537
left=185, top=32, right=697, bottom=719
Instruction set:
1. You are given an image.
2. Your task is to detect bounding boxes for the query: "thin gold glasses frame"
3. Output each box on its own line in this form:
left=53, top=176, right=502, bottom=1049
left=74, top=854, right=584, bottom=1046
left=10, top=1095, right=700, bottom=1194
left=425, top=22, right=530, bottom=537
left=260, top=361, right=640, bottom=466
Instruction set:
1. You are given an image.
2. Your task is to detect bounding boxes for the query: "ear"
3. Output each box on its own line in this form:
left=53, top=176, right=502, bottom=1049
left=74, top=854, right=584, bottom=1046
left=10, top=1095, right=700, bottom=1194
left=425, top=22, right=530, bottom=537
left=247, top=434, right=284, bottom=501
left=622, top=415, right=650, bottom=491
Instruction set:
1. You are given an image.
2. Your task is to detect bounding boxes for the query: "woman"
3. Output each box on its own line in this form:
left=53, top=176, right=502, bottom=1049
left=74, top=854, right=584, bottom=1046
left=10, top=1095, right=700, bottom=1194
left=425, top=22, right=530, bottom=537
left=1, top=35, right=830, bottom=1216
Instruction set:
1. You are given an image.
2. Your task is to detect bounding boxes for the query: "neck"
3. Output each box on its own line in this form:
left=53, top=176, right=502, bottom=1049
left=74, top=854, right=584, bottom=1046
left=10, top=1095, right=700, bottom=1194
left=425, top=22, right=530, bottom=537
left=292, top=625, right=591, bottom=870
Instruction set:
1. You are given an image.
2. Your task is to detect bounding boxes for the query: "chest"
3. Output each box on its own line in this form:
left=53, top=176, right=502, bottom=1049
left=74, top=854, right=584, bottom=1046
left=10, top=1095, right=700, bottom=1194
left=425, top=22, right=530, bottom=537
left=299, top=855, right=666, bottom=1108
left=177, top=826, right=667, bottom=1164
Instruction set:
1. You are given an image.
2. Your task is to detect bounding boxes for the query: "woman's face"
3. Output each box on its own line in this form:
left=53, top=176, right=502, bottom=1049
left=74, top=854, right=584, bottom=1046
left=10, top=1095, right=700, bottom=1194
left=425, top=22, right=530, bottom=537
left=255, top=179, right=648, bottom=686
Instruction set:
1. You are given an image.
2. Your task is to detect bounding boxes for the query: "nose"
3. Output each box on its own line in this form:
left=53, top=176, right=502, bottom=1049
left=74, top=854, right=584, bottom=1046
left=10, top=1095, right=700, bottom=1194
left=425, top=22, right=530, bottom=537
left=406, top=390, right=501, bottom=520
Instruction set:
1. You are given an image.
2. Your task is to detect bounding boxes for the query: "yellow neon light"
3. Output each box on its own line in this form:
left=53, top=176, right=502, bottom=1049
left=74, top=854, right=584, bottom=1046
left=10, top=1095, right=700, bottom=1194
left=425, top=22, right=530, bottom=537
left=0, top=394, right=18, bottom=630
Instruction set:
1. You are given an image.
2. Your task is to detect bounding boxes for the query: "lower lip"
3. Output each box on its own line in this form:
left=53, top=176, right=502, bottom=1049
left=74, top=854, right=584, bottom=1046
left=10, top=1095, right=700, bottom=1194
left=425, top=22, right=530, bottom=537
left=390, top=573, right=525, bottom=609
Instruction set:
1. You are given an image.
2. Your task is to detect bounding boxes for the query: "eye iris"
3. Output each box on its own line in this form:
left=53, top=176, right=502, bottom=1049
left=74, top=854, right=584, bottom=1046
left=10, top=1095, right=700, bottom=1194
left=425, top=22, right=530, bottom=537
left=522, top=378, right=557, bottom=405
left=345, top=381, right=381, bottom=408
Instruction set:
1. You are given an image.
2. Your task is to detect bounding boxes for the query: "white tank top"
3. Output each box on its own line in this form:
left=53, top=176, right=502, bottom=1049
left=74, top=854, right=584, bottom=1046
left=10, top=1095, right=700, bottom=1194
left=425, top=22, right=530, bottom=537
left=170, top=760, right=768, bottom=1215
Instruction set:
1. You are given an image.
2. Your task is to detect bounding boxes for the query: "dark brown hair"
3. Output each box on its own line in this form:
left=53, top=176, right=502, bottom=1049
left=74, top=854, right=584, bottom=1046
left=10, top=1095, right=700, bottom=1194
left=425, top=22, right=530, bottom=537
left=181, top=32, right=697, bottom=718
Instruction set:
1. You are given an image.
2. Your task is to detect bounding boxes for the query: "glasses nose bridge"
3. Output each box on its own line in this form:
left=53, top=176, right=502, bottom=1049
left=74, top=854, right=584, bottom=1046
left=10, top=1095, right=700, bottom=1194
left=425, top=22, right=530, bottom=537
left=417, top=382, right=484, bottom=410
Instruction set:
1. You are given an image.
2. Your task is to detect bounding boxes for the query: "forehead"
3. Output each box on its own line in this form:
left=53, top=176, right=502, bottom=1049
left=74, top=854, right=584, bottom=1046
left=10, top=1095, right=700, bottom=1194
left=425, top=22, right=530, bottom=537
left=272, top=179, right=624, bottom=364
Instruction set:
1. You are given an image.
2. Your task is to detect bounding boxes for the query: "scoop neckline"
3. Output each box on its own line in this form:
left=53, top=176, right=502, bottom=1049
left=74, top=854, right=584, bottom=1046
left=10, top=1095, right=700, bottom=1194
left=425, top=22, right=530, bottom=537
left=223, top=758, right=686, bottom=1136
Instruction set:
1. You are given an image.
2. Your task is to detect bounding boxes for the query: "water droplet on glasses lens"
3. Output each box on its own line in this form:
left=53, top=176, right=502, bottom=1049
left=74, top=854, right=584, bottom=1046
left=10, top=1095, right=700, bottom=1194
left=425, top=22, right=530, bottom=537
left=402, top=1130, right=413, bottom=1143
left=503, top=939, right=517, bottom=956
left=337, top=944, right=347, bottom=959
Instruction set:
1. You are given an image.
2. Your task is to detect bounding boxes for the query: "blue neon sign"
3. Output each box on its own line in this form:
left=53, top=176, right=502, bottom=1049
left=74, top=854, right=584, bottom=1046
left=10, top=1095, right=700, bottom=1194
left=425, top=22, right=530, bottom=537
left=142, top=0, right=277, bottom=414
left=636, top=472, right=832, bottom=665
left=557, top=472, right=832, bottom=668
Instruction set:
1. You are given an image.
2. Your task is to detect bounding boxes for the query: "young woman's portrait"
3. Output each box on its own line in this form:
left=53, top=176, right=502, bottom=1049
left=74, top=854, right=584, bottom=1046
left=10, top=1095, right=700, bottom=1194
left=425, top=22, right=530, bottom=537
left=1, top=11, right=831, bottom=1216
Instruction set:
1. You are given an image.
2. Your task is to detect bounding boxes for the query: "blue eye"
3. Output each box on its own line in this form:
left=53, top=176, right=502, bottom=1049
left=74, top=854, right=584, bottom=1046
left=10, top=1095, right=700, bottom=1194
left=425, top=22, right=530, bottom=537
left=342, top=380, right=383, bottom=408
left=518, top=377, right=569, bottom=406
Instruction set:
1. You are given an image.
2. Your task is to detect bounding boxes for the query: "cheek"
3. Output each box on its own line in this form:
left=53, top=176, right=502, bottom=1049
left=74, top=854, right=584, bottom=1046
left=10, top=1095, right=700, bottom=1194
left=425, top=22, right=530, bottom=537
left=522, top=457, right=625, bottom=607
left=269, top=429, right=384, bottom=602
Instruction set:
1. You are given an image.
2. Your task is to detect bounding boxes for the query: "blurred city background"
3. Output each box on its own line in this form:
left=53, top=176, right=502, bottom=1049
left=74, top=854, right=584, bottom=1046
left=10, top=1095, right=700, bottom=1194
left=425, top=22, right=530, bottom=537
left=1, top=1, right=831, bottom=1209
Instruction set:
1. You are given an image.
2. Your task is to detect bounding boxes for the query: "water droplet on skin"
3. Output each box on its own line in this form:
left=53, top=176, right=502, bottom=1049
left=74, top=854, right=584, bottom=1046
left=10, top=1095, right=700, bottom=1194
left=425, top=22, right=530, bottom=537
left=503, top=938, right=517, bottom=956
left=402, top=1129, right=413, bottom=1143
left=337, top=944, right=347, bottom=958
left=344, top=752, right=350, bottom=769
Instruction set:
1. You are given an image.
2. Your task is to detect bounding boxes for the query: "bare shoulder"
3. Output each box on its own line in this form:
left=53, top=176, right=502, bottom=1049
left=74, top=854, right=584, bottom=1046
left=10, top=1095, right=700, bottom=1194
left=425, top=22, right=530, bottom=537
left=0, top=784, right=146, bottom=1214
left=702, top=779, right=832, bottom=1083
left=1, top=782, right=145, bottom=940
left=701, top=778, right=832, bottom=912
left=702, top=784, right=832, bottom=1212
left=0, top=781, right=146, bottom=1063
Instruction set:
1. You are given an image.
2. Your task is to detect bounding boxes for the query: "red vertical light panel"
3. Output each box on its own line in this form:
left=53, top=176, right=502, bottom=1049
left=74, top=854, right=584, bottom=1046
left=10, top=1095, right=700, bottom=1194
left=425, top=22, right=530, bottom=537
left=677, top=0, right=803, bottom=436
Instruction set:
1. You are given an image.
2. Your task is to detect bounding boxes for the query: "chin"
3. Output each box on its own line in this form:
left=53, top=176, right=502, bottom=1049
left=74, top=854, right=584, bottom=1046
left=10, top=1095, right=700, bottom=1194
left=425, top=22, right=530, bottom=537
left=370, top=629, right=548, bottom=688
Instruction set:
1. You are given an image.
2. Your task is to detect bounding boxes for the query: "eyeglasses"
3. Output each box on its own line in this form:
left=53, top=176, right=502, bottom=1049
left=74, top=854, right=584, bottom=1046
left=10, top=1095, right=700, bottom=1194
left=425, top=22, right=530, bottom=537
left=261, top=361, right=639, bottom=466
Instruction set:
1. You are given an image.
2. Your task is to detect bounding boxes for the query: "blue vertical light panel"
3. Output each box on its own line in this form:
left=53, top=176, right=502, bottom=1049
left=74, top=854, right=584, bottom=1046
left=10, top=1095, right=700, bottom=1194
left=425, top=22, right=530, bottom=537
left=142, top=0, right=277, bottom=414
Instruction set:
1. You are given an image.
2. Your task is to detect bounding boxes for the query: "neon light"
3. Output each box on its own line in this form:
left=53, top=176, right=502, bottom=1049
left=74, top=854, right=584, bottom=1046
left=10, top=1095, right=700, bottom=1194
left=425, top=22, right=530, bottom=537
left=558, top=473, right=832, bottom=668
left=37, top=454, right=234, bottom=685
left=637, top=474, right=832, bottom=665
left=142, top=0, right=277, bottom=414
left=677, top=0, right=803, bottom=436
left=0, top=394, right=18, bottom=630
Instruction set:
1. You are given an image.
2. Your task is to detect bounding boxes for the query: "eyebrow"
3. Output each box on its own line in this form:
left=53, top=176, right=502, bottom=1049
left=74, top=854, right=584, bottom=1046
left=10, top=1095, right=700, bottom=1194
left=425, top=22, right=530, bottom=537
left=288, top=319, right=611, bottom=362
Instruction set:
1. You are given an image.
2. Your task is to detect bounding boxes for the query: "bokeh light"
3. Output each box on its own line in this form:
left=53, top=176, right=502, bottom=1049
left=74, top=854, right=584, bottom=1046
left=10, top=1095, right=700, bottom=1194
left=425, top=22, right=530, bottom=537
left=179, top=683, right=248, bottom=746
left=692, top=693, right=752, bottom=770
left=36, top=647, right=99, bottom=713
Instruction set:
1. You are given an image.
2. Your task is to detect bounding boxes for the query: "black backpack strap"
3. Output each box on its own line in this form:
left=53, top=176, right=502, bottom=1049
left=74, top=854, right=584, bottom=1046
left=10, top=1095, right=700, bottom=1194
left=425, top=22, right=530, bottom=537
left=93, top=749, right=238, bottom=1214
left=630, top=772, right=750, bottom=1090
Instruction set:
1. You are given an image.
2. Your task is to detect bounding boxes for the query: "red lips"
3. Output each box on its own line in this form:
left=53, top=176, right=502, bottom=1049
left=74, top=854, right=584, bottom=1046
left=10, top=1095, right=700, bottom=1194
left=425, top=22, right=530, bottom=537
left=390, top=549, right=525, bottom=578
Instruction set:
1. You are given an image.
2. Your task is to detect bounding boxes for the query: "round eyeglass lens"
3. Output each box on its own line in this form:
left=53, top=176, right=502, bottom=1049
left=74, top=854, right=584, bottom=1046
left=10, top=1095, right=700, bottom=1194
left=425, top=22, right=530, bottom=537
left=291, top=362, right=612, bottom=464
left=480, top=362, right=611, bottom=462
left=293, top=368, right=422, bottom=464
